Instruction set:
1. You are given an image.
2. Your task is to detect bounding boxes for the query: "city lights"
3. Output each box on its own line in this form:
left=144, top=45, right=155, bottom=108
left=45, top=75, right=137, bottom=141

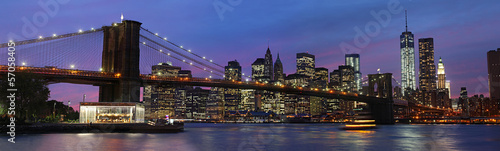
left=0, top=2, right=497, bottom=151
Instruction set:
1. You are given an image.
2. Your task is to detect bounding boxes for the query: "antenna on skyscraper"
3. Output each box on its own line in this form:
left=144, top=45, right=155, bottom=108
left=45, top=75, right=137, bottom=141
left=405, top=9, right=408, bottom=32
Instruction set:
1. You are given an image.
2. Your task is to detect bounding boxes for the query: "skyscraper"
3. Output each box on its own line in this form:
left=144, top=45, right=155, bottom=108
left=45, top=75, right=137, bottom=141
left=313, top=67, right=329, bottom=89
left=144, top=62, right=182, bottom=119
left=437, top=57, right=446, bottom=89
left=400, top=10, right=416, bottom=95
left=225, top=60, right=242, bottom=81
left=487, top=48, right=500, bottom=101
left=296, top=52, right=315, bottom=80
left=274, top=53, right=284, bottom=83
left=437, top=57, right=451, bottom=99
left=264, top=47, right=274, bottom=80
left=345, top=54, right=361, bottom=92
left=329, top=70, right=341, bottom=90
left=418, top=38, right=437, bottom=92
left=252, top=58, right=268, bottom=82
left=339, top=65, right=356, bottom=92
left=224, top=60, right=242, bottom=111
left=459, top=87, right=469, bottom=116
left=446, top=80, right=451, bottom=98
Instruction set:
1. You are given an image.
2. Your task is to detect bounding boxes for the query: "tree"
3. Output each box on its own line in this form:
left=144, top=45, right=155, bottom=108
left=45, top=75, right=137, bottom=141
left=0, top=72, right=50, bottom=122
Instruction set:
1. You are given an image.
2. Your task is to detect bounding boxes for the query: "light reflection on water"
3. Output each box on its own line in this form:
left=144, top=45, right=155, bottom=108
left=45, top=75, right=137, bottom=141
left=1, top=124, right=499, bottom=151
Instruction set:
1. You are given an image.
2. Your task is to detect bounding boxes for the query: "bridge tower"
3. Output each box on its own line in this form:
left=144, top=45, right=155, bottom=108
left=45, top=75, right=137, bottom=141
left=367, top=73, right=394, bottom=124
left=99, top=20, right=142, bottom=102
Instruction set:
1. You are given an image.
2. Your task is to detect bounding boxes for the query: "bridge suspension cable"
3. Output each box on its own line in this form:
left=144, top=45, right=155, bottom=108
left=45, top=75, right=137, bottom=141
left=140, top=41, right=224, bottom=77
left=139, top=27, right=254, bottom=79
left=0, top=28, right=103, bottom=48
left=139, top=35, right=224, bottom=75
left=140, top=27, right=224, bottom=68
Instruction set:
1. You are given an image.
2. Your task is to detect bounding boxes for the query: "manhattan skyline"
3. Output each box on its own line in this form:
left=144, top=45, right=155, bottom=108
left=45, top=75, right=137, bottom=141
left=1, top=1, right=499, bottom=109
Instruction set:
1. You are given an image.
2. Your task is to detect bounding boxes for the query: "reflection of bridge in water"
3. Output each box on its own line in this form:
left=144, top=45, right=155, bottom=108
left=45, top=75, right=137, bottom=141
left=1, top=20, right=401, bottom=124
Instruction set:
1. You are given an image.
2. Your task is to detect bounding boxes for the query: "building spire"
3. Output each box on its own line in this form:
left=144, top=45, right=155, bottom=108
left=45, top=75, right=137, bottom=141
left=405, top=10, right=408, bottom=32
left=266, top=40, right=271, bottom=54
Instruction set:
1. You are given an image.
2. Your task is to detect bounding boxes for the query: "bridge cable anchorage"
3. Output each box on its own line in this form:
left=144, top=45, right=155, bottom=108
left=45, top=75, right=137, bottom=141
left=139, top=34, right=224, bottom=74
left=139, top=27, right=225, bottom=68
left=140, top=41, right=224, bottom=77
left=0, top=28, right=104, bottom=48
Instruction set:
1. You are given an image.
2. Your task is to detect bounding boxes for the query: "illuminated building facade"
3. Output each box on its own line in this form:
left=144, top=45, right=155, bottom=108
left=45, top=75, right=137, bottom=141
left=345, top=54, right=361, bottom=92
left=152, top=62, right=180, bottom=77
left=418, top=38, right=437, bottom=107
left=313, top=67, right=329, bottom=89
left=339, top=65, right=356, bottom=92
left=418, top=38, right=437, bottom=92
left=311, top=67, right=328, bottom=115
left=224, top=60, right=242, bottom=112
left=80, top=102, right=144, bottom=123
left=437, top=57, right=446, bottom=89
left=252, top=58, right=269, bottom=82
left=400, top=11, right=416, bottom=96
left=174, top=88, right=188, bottom=119
left=296, top=53, right=315, bottom=80
left=186, top=87, right=209, bottom=119
left=285, top=74, right=311, bottom=115
left=240, top=89, right=256, bottom=111
left=446, top=80, right=451, bottom=98
left=207, top=87, right=224, bottom=120
left=143, top=63, right=182, bottom=119
left=459, top=87, right=469, bottom=117
left=225, top=60, right=242, bottom=81
left=329, top=70, right=341, bottom=90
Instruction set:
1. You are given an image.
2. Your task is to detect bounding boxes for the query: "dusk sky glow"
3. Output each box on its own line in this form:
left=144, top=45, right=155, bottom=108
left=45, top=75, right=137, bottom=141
left=1, top=0, right=499, bottom=110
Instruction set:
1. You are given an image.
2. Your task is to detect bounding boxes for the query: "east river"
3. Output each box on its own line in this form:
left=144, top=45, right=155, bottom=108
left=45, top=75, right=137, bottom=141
left=1, top=123, right=500, bottom=151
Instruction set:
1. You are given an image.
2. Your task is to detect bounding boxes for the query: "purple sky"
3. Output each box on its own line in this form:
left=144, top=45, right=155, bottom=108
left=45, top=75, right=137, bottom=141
left=1, top=0, right=499, bottom=109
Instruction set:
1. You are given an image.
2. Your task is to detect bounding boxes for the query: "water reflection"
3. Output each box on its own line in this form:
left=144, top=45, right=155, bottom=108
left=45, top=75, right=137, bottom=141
left=1, top=124, right=499, bottom=150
